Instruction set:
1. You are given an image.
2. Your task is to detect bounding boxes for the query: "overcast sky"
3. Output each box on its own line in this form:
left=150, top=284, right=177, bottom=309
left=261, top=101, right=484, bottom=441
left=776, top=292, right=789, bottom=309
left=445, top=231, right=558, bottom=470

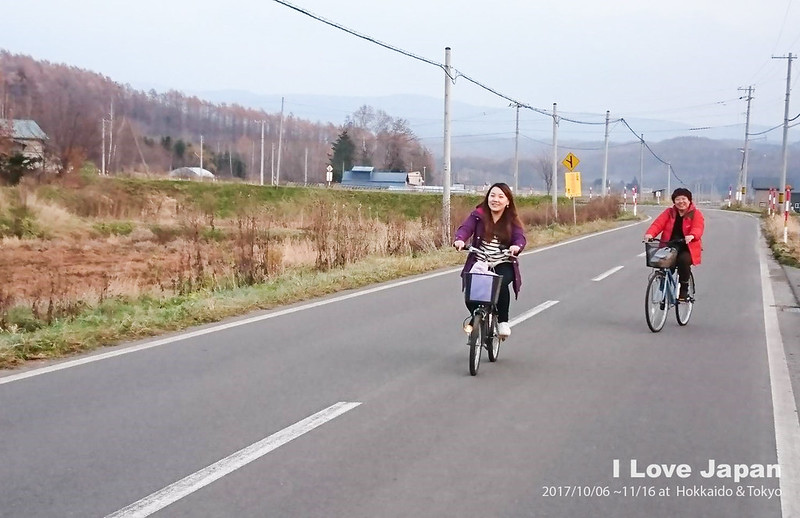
left=2, top=0, right=799, bottom=136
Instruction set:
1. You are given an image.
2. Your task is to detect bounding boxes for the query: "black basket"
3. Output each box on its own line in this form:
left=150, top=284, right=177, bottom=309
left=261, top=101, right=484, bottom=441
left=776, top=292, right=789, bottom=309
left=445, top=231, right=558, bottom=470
left=644, top=241, right=678, bottom=268
left=465, top=272, right=502, bottom=305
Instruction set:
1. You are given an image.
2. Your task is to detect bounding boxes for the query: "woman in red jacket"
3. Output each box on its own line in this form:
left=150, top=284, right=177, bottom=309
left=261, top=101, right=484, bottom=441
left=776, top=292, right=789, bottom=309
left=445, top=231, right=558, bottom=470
left=453, top=183, right=526, bottom=338
left=644, top=188, right=705, bottom=301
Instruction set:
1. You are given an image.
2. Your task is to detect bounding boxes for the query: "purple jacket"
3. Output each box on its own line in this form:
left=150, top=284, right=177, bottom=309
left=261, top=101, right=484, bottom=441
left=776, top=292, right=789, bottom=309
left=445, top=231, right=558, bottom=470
left=454, top=207, right=527, bottom=298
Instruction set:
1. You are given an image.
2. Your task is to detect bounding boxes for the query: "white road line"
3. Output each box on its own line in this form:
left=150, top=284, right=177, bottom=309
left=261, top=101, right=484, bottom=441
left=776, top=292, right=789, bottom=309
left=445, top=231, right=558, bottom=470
left=592, top=266, right=624, bottom=281
left=1, top=219, right=648, bottom=385
left=758, top=240, right=800, bottom=518
left=105, top=402, right=361, bottom=518
left=509, top=300, right=559, bottom=327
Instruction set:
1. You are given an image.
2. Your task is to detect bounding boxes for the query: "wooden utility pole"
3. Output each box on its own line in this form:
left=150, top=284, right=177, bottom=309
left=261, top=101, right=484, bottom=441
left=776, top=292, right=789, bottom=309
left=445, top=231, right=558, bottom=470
left=773, top=53, right=795, bottom=212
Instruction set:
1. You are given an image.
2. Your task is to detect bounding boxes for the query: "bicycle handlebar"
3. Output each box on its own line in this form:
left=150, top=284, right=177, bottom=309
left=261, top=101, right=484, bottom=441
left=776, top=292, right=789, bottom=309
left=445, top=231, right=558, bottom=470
left=460, top=245, right=516, bottom=268
left=643, top=238, right=685, bottom=244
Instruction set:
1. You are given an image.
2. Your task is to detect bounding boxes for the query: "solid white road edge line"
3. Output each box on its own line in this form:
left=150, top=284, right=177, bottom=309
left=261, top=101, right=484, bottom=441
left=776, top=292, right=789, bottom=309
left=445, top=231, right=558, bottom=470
left=104, top=401, right=361, bottom=518
left=592, top=266, right=624, bottom=282
left=758, top=240, right=800, bottom=518
left=509, top=300, right=559, bottom=327
left=1, top=219, right=647, bottom=385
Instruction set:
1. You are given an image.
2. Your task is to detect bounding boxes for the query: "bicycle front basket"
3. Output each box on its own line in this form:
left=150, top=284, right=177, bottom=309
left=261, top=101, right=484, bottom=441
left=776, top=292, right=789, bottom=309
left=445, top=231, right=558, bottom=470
left=465, top=272, right=502, bottom=305
left=644, top=241, right=677, bottom=268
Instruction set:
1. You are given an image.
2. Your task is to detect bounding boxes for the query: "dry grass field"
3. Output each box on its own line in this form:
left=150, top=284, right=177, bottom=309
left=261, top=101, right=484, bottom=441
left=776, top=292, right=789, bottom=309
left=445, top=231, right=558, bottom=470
left=0, top=171, right=626, bottom=367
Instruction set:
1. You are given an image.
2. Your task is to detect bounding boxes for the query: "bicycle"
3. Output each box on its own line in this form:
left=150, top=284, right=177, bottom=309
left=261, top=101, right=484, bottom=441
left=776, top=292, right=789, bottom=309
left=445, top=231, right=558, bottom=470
left=461, top=246, right=515, bottom=375
left=643, top=239, right=696, bottom=332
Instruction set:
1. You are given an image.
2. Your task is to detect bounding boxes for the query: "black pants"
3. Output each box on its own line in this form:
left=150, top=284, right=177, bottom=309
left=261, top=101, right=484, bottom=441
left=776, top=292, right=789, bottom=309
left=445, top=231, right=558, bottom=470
left=675, top=247, right=692, bottom=285
left=466, top=263, right=514, bottom=323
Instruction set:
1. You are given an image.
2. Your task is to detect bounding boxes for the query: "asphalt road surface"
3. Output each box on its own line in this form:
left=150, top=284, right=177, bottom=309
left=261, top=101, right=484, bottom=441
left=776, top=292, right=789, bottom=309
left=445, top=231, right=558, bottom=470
left=2, top=207, right=799, bottom=518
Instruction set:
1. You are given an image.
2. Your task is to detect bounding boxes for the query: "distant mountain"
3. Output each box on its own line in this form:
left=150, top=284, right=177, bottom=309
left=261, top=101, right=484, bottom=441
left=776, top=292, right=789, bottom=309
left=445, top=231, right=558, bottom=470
left=189, top=89, right=798, bottom=194
left=191, top=89, right=782, bottom=153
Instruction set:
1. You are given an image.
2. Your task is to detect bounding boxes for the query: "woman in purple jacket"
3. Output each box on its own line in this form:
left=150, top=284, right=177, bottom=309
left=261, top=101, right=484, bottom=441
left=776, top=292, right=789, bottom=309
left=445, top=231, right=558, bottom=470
left=453, top=183, right=526, bottom=338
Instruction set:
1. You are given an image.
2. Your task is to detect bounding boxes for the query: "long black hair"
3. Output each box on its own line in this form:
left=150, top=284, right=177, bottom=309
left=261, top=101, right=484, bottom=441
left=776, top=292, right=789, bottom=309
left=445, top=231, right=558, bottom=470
left=478, top=182, right=523, bottom=244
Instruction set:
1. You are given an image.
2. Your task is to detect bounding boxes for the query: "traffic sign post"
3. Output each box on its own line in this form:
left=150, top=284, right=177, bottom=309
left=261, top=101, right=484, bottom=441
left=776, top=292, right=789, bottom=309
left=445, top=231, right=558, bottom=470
left=623, top=186, right=628, bottom=212
left=564, top=171, right=582, bottom=198
left=326, top=165, right=333, bottom=187
left=562, top=152, right=580, bottom=172
left=564, top=171, right=582, bottom=225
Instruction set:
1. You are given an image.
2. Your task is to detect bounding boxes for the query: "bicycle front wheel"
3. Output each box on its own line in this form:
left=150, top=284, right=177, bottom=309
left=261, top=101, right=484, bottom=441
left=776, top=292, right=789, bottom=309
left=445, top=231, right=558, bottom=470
left=675, top=272, right=695, bottom=326
left=645, top=272, right=668, bottom=332
left=486, top=311, right=500, bottom=362
left=468, top=313, right=482, bottom=376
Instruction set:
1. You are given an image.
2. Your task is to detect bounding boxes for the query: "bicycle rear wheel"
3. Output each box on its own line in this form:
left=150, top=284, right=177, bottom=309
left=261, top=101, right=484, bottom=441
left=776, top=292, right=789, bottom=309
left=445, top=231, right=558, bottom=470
left=675, top=273, right=695, bottom=326
left=645, top=272, right=668, bottom=332
left=486, top=311, right=500, bottom=362
left=468, top=312, right=482, bottom=375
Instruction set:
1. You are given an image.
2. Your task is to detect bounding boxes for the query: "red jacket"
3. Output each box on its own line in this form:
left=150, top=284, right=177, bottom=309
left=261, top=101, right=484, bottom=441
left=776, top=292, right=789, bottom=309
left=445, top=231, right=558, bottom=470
left=646, top=204, right=705, bottom=265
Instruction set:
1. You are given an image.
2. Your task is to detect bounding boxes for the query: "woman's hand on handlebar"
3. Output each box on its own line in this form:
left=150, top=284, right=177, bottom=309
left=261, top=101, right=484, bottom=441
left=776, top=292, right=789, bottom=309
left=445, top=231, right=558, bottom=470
left=509, top=245, right=521, bottom=256
left=453, top=239, right=465, bottom=251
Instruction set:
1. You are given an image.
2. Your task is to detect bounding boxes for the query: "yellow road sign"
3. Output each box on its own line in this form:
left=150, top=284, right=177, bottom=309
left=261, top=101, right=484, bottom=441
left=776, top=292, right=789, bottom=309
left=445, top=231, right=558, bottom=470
left=562, top=152, right=580, bottom=172
left=565, top=171, right=582, bottom=198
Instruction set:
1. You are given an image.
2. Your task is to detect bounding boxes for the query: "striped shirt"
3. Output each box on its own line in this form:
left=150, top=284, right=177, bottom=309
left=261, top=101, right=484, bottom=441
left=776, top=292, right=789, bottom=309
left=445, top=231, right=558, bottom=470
left=480, top=236, right=507, bottom=262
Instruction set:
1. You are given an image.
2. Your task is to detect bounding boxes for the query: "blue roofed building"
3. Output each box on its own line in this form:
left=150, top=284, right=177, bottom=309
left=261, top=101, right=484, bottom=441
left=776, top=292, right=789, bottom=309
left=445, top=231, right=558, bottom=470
left=341, top=166, right=412, bottom=190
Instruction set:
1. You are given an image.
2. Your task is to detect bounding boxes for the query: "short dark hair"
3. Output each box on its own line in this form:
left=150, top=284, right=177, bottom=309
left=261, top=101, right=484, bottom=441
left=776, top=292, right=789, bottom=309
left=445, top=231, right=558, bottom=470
left=671, top=188, right=692, bottom=202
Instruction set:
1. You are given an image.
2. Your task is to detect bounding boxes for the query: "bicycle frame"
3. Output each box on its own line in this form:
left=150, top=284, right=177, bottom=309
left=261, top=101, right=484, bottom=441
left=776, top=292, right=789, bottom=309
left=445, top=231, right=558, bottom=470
left=644, top=239, right=695, bottom=332
left=650, top=267, right=679, bottom=307
left=461, top=246, right=515, bottom=374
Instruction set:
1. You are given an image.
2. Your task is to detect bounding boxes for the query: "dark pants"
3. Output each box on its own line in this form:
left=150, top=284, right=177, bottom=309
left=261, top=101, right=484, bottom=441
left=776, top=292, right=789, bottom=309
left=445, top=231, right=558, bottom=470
left=466, top=263, right=514, bottom=322
left=675, top=247, right=692, bottom=285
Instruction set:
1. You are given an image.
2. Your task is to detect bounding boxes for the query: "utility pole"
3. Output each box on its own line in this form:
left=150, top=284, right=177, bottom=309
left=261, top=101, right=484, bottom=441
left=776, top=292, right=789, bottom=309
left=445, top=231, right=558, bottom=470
left=276, top=97, right=284, bottom=185
left=442, top=47, right=452, bottom=244
left=258, top=120, right=265, bottom=186
left=738, top=86, right=754, bottom=204
left=108, top=102, right=114, bottom=174
left=199, top=135, right=203, bottom=171
left=101, top=118, right=107, bottom=175
left=667, top=162, right=671, bottom=198
left=271, top=142, right=275, bottom=185
left=511, top=103, right=520, bottom=193
left=773, top=53, right=795, bottom=212
left=639, top=133, right=644, bottom=193
left=602, top=110, right=610, bottom=196
left=304, top=147, right=308, bottom=186
left=551, top=103, right=559, bottom=218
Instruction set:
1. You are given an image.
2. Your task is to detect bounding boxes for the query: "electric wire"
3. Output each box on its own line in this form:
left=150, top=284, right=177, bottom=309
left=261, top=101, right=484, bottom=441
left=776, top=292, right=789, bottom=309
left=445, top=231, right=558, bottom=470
left=273, top=0, right=798, bottom=188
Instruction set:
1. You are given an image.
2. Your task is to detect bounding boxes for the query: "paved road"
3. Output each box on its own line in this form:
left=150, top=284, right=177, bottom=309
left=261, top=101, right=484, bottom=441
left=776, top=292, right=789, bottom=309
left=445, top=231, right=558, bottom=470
left=1, top=207, right=799, bottom=518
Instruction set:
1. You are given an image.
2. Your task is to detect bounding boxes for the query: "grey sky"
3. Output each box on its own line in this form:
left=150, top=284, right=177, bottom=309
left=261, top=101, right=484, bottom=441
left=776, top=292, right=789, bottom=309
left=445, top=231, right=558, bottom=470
left=2, top=0, right=799, bottom=134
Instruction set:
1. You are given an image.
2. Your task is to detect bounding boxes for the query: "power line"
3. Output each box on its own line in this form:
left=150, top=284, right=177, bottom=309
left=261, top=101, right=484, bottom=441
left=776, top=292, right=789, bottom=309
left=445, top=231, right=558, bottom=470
left=271, top=0, right=446, bottom=72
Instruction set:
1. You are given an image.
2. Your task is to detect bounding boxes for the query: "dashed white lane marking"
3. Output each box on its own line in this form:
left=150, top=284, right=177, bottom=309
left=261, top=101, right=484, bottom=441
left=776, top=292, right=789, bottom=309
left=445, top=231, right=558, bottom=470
left=105, top=402, right=361, bottom=518
left=758, top=242, right=800, bottom=517
left=1, top=219, right=648, bottom=385
left=509, top=300, right=559, bottom=327
left=592, top=266, right=624, bottom=282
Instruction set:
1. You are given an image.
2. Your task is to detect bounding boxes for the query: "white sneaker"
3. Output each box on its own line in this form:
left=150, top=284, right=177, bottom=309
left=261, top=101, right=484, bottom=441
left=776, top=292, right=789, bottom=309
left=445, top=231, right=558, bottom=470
left=497, top=322, right=511, bottom=338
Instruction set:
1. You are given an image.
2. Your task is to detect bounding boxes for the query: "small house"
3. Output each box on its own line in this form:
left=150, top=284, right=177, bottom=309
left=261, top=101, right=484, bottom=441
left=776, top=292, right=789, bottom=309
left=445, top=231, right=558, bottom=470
left=0, top=119, right=48, bottom=161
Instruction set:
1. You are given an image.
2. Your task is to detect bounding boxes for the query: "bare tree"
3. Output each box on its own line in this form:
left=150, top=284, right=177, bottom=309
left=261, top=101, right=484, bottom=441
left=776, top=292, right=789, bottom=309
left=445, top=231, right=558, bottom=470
left=537, top=154, right=553, bottom=195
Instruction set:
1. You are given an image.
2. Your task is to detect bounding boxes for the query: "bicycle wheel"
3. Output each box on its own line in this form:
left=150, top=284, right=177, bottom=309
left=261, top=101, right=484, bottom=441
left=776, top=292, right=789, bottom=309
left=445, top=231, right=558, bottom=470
left=645, top=272, right=668, bottom=332
left=486, top=311, right=501, bottom=362
left=468, top=312, right=482, bottom=376
left=675, top=272, right=695, bottom=326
